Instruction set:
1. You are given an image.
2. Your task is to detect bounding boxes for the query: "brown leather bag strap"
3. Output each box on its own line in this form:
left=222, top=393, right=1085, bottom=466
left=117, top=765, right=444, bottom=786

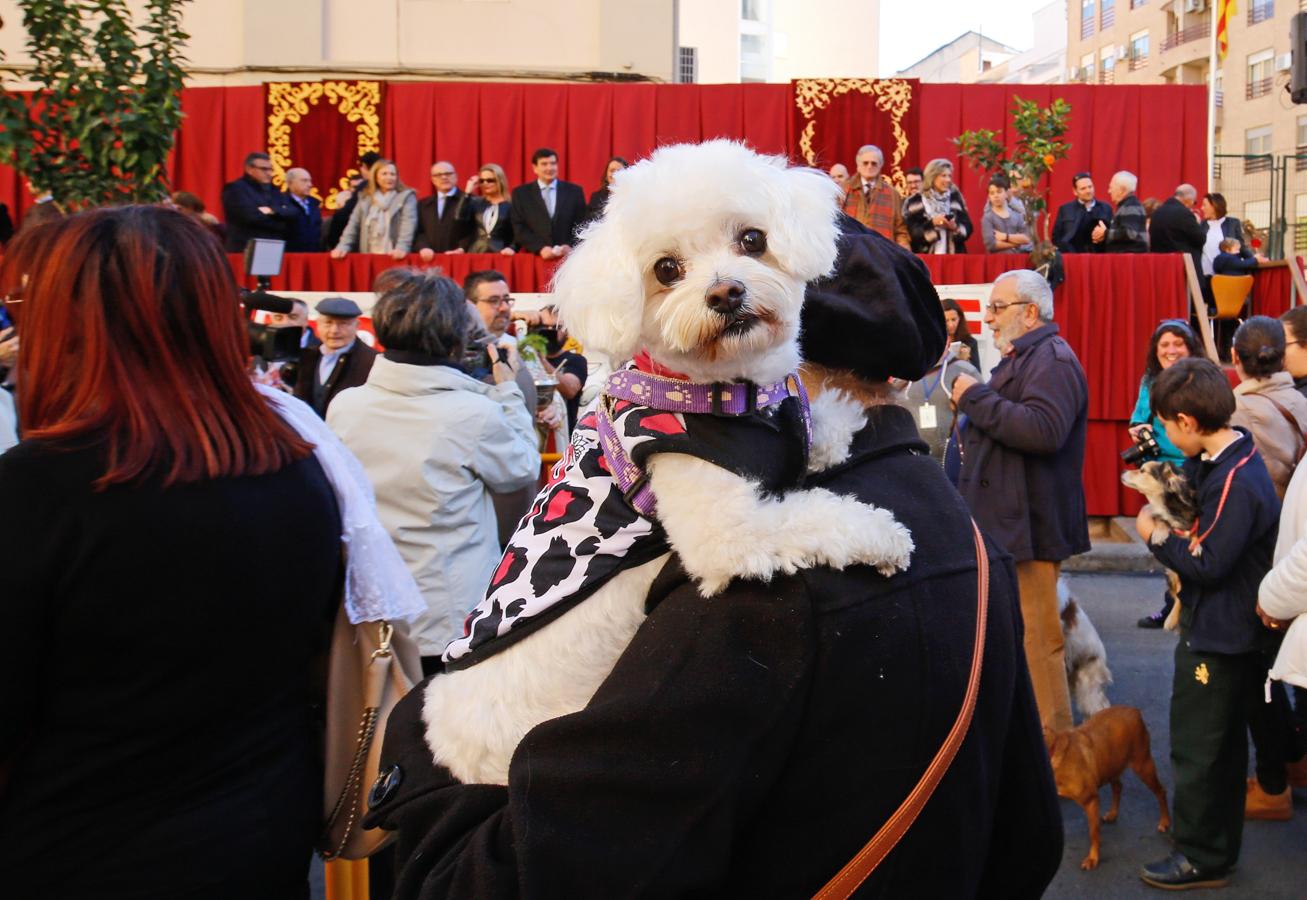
left=812, top=519, right=991, bottom=900
left=1254, top=393, right=1307, bottom=466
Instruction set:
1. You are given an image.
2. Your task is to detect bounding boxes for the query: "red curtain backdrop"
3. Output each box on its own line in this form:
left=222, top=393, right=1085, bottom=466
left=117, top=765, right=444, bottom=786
left=792, top=79, right=920, bottom=189
left=265, top=81, right=385, bottom=209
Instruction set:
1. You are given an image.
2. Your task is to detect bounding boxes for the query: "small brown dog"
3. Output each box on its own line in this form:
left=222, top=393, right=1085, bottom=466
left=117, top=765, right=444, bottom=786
left=1044, top=706, right=1171, bottom=870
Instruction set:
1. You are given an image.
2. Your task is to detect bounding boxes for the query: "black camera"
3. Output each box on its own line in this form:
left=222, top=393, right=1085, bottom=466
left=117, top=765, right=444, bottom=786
left=1121, top=426, right=1162, bottom=466
left=240, top=239, right=303, bottom=385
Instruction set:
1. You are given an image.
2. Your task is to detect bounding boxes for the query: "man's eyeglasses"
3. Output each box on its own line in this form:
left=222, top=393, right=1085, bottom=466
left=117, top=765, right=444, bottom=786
left=432, top=171, right=456, bottom=178
left=985, top=300, right=1033, bottom=315
left=477, top=296, right=513, bottom=308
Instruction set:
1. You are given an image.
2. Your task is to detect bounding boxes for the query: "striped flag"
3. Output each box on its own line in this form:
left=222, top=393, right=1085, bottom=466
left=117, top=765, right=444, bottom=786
left=1216, top=0, right=1236, bottom=61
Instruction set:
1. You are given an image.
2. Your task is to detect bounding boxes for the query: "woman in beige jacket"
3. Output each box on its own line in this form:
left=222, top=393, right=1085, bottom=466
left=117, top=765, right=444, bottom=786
left=1231, top=316, right=1307, bottom=500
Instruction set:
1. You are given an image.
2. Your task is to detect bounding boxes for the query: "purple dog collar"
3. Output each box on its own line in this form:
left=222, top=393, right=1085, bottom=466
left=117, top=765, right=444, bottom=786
left=595, top=367, right=811, bottom=517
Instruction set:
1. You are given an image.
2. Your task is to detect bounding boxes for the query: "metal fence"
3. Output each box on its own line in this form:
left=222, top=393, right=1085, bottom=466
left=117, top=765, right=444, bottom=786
left=1212, top=153, right=1286, bottom=259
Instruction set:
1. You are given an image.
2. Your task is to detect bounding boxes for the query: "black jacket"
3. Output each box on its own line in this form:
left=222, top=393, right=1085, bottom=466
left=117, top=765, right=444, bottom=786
left=1051, top=197, right=1114, bottom=254
left=294, top=340, right=378, bottom=417
left=220, top=174, right=298, bottom=252
left=1105, top=193, right=1149, bottom=253
left=363, top=404, right=1063, bottom=900
left=467, top=197, right=515, bottom=252
left=957, top=323, right=1091, bottom=563
left=413, top=190, right=475, bottom=253
left=1148, top=197, right=1205, bottom=256
left=902, top=187, right=972, bottom=254
left=283, top=192, right=323, bottom=252
left=0, top=441, right=342, bottom=897
left=1150, top=430, right=1280, bottom=655
left=509, top=179, right=586, bottom=253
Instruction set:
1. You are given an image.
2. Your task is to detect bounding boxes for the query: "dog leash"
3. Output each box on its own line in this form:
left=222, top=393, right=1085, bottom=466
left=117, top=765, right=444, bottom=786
left=812, top=519, right=990, bottom=900
left=1184, top=446, right=1258, bottom=557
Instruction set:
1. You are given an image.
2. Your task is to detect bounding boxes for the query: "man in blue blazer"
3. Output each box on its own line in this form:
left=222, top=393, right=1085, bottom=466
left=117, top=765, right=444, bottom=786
left=283, top=168, right=323, bottom=252
left=1051, top=172, right=1113, bottom=254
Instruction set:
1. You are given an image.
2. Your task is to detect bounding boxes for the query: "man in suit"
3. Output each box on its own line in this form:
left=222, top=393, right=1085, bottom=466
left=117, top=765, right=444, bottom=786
left=1149, top=184, right=1205, bottom=272
left=283, top=168, right=323, bottom=252
left=415, top=161, right=475, bottom=259
left=220, top=152, right=297, bottom=253
left=510, top=147, right=586, bottom=260
left=1051, top=172, right=1113, bottom=254
left=841, top=144, right=910, bottom=249
left=294, top=297, right=376, bottom=417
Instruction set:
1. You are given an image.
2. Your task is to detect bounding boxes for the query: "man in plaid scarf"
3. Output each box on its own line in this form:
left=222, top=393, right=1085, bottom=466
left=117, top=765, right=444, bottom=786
left=842, top=144, right=910, bottom=249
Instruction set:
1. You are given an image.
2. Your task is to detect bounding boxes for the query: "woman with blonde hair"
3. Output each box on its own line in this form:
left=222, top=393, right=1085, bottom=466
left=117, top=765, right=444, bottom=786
left=903, top=158, right=972, bottom=254
left=463, top=163, right=516, bottom=255
left=331, top=158, right=418, bottom=259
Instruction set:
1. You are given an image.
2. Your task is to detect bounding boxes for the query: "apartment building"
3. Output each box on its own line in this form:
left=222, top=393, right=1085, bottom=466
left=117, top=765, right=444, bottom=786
left=1066, top=0, right=1306, bottom=252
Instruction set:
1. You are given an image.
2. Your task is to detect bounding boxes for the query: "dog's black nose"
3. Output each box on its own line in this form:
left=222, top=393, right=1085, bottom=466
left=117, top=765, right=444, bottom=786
left=705, top=280, right=745, bottom=315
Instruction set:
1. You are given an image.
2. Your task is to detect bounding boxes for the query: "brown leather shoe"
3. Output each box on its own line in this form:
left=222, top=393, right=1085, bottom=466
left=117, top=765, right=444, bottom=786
left=1287, top=757, right=1307, bottom=789
left=1246, top=777, right=1293, bottom=821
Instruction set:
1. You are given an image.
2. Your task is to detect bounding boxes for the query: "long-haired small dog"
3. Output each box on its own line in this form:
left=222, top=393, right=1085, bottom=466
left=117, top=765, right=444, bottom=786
left=422, top=141, right=914, bottom=784
left=1058, top=577, right=1113, bottom=719
left=1121, top=460, right=1198, bottom=630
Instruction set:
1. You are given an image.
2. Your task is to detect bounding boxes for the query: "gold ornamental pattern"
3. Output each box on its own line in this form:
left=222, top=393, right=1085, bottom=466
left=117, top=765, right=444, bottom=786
left=266, top=81, right=383, bottom=209
left=793, top=78, right=914, bottom=193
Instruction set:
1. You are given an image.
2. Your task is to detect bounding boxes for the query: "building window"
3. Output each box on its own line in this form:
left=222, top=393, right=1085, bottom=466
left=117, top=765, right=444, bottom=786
left=741, top=33, right=765, bottom=56
left=741, top=0, right=762, bottom=21
left=1100, top=47, right=1117, bottom=83
left=1081, top=0, right=1096, bottom=39
left=1130, top=0, right=1146, bottom=7
left=1101, top=0, right=1116, bottom=28
left=1129, top=30, right=1149, bottom=69
left=1296, top=116, right=1307, bottom=169
left=1246, top=124, right=1274, bottom=172
left=1247, top=48, right=1275, bottom=99
left=677, top=47, right=697, bottom=84
left=1249, top=0, right=1274, bottom=25
left=1295, top=194, right=1307, bottom=250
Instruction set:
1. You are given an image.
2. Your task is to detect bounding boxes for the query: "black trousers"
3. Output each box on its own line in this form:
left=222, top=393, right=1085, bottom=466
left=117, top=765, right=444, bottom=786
left=1170, top=641, right=1264, bottom=871
left=1248, top=648, right=1292, bottom=794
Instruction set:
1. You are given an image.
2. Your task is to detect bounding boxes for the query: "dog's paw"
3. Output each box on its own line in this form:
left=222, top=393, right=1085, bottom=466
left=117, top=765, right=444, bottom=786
left=1080, top=854, right=1099, bottom=871
left=821, top=498, right=914, bottom=577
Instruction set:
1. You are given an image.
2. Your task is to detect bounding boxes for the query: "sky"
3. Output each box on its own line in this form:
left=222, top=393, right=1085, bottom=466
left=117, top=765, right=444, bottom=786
left=878, top=0, right=1056, bottom=77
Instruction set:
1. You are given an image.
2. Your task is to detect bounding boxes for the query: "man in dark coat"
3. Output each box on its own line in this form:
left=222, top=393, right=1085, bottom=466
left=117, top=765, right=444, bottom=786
left=1149, top=184, right=1206, bottom=272
left=1102, top=170, right=1150, bottom=253
left=282, top=167, right=323, bottom=252
left=1051, top=172, right=1113, bottom=254
left=951, top=268, right=1089, bottom=735
left=509, top=147, right=586, bottom=259
left=220, top=152, right=298, bottom=253
left=294, top=297, right=376, bottom=417
left=414, top=161, right=475, bottom=256
left=362, top=222, right=1063, bottom=900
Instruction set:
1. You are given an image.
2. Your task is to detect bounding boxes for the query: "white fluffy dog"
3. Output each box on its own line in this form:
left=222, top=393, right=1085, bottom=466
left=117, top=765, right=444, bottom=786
left=1059, top=578, right=1113, bottom=720
left=422, top=141, right=914, bottom=784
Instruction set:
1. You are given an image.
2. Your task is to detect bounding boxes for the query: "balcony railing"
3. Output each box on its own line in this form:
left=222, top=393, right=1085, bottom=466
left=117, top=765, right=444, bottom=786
left=1101, top=5, right=1116, bottom=27
left=1128, top=54, right=1149, bottom=70
left=1247, top=77, right=1274, bottom=99
left=1161, top=22, right=1211, bottom=51
left=1249, top=0, right=1274, bottom=24
left=1296, top=148, right=1307, bottom=172
left=1246, top=155, right=1273, bottom=174
left=1081, top=16, right=1095, bottom=39
left=1215, top=89, right=1224, bottom=107
left=1099, top=67, right=1116, bottom=84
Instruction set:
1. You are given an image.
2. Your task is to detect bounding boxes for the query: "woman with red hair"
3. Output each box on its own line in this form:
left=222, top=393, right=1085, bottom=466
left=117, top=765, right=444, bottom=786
left=0, top=206, right=346, bottom=897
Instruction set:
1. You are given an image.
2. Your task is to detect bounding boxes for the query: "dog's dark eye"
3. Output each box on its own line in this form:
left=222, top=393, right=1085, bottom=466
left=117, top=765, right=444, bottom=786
left=738, top=229, right=767, bottom=256
left=653, top=256, right=684, bottom=286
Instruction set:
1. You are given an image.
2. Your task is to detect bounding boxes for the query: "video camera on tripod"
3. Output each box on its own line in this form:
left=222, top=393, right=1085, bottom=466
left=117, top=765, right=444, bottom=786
left=240, top=239, right=304, bottom=387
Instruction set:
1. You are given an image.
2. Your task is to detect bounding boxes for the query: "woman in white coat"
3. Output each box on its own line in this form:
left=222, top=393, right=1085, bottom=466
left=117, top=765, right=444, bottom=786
left=328, top=268, right=540, bottom=672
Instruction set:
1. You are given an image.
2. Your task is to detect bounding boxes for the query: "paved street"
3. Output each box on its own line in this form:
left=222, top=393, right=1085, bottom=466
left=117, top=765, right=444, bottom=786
left=1046, top=573, right=1307, bottom=899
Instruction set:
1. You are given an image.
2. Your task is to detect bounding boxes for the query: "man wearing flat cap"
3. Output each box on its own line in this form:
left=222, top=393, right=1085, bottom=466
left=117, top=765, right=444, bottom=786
left=360, top=220, right=1062, bottom=899
left=294, top=296, right=377, bottom=417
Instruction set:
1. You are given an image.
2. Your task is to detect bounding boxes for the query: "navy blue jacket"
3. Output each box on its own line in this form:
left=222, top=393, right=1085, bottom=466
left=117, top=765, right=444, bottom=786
left=283, top=192, right=323, bottom=252
left=1213, top=251, right=1258, bottom=276
left=1051, top=197, right=1113, bottom=254
left=220, top=174, right=298, bottom=252
left=363, top=405, right=1062, bottom=900
left=1151, top=430, right=1280, bottom=655
left=957, top=323, right=1090, bottom=563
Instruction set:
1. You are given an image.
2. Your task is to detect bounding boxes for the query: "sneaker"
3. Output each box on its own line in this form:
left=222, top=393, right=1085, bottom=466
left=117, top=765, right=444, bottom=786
left=1245, top=777, right=1292, bottom=821
left=1138, top=611, right=1167, bottom=629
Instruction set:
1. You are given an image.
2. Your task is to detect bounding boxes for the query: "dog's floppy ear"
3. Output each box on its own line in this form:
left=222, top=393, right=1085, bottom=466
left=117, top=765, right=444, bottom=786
left=765, top=161, right=843, bottom=282
left=550, top=218, right=645, bottom=361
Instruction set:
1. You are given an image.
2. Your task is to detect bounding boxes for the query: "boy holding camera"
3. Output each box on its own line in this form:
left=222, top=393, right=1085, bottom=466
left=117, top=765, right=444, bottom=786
left=1135, top=357, right=1281, bottom=890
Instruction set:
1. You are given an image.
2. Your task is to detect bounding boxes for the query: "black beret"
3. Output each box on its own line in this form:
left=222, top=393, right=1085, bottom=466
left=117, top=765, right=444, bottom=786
left=800, top=216, right=947, bottom=382
left=316, top=296, right=363, bottom=318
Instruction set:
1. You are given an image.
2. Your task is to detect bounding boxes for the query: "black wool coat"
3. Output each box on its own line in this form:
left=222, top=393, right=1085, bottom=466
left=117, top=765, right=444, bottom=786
left=957, top=323, right=1091, bottom=563
left=363, top=404, right=1063, bottom=900
left=220, top=174, right=298, bottom=252
left=1148, top=197, right=1205, bottom=257
left=413, top=190, right=476, bottom=253
left=1104, top=193, right=1149, bottom=253
left=903, top=187, right=973, bottom=254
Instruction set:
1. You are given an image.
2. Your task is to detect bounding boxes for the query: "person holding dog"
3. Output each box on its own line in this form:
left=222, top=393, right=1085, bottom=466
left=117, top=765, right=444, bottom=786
left=950, top=269, right=1089, bottom=734
left=1135, top=357, right=1281, bottom=890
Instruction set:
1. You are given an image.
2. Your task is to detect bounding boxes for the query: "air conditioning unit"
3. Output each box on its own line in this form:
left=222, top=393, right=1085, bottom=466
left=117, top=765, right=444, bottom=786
left=1278, top=52, right=1293, bottom=72
left=1184, top=0, right=1205, bottom=12
left=1117, top=44, right=1129, bottom=58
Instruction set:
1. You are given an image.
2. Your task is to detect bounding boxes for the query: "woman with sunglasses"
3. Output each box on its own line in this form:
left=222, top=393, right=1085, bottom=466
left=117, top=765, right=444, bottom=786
left=1130, top=319, right=1203, bottom=628
left=464, top=163, right=516, bottom=255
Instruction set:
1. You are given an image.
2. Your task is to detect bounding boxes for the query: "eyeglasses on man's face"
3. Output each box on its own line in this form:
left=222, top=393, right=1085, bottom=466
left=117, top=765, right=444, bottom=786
left=477, top=295, right=513, bottom=308
left=985, top=299, right=1033, bottom=315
